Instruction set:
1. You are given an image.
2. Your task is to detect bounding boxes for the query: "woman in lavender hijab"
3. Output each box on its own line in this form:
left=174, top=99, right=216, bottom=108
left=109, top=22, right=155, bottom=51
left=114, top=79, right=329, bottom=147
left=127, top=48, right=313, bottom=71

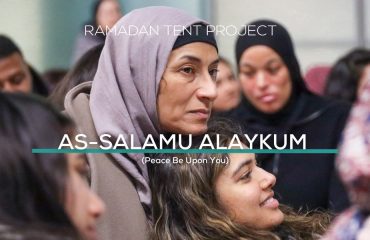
left=64, top=6, right=218, bottom=240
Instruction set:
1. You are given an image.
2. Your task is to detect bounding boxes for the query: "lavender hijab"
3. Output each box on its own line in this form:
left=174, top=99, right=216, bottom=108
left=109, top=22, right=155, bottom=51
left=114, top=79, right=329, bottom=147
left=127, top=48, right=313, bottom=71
left=90, top=7, right=207, bottom=209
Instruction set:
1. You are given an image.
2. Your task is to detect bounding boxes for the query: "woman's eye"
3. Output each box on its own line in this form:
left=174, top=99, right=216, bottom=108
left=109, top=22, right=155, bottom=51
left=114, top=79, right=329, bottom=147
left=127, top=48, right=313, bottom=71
left=241, top=71, right=254, bottom=78
left=181, top=67, right=195, bottom=74
left=76, top=163, right=89, bottom=178
left=11, top=75, right=24, bottom=85
left=240, top=171, right=251, bottom=181
left=227, top=75, right=236, bottom=81
left=209, top=69, right=219, bottom=81
left=78, top=168, right=89, bottom=179
left=267, top=66, right=280, bottom=75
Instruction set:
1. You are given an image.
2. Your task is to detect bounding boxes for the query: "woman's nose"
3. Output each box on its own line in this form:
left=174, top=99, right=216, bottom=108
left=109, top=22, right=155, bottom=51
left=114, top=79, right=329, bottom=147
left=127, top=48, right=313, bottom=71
left=196, top=73, right=217, bottom=101
left=259, top=168, right=276, bottom=190
left=89, top=192, right=106, bottom=219
left=256, top=71, right=268, bottom=89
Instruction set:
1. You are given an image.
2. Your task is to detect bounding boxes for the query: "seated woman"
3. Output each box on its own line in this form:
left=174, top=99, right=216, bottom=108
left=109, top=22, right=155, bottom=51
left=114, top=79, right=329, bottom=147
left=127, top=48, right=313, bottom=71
left=64, top=6, right=219, bottom=239
left=149, top=120, right=331, bottom=240
left=0, top=93, right=105, bottom=240
left=233, top=19, right=350, bottom=212
left=322, top=72, right=370, bottom=240
left=212, top=57, right=241, bottom=115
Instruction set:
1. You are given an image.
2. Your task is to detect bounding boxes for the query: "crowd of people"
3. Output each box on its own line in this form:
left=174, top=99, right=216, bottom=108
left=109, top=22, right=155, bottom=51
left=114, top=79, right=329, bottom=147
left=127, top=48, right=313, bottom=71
left=1, top=1, right=370, bottom=239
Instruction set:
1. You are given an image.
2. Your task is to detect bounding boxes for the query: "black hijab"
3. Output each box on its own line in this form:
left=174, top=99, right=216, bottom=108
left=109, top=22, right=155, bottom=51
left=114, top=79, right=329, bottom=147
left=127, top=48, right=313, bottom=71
left=234, top=19, right=310, bottom=127
left=236, top=19, right=307, bottom=94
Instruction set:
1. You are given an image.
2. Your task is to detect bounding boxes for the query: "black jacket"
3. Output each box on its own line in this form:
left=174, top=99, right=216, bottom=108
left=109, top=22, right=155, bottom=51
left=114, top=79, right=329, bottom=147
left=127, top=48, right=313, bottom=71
left=230, top=93, right=350, bottom=212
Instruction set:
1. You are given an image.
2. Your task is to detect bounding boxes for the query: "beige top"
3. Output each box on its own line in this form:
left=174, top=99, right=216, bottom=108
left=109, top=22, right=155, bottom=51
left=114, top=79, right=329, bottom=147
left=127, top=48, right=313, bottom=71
left=64, top=82, right=149, bottom=240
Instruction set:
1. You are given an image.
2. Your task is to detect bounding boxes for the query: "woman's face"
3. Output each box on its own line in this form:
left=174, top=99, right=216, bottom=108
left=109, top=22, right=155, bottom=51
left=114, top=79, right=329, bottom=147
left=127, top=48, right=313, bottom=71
left=239, top=45, right=292, bottom=113
left=96, top=0, right=122, bottom=29
left=212, top=61, right=241, bottom=112
left=65, top=154, right=105, bottom=240
left=215, top=152, right=284, bottom=229
left=157, top=42, right=219, bottom=134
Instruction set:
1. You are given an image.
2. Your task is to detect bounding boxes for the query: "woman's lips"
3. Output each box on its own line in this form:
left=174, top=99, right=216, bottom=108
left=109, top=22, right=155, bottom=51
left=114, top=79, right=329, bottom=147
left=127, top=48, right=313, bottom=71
left=258, top=94, right=276, bottom=103
left=260, top=193, right=279, bottom=209
left=189, top=109, right=210, bottom=119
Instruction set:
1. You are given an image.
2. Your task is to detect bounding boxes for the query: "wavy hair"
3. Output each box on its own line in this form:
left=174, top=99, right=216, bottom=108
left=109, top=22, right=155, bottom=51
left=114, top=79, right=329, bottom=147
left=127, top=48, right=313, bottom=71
left=149, top=119, right=331, bottom=240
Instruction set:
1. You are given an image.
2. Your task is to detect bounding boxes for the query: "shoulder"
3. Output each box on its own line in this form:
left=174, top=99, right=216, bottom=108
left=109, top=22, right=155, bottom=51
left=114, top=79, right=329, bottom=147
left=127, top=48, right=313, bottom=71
left=302, top=93, right=351, bottom=118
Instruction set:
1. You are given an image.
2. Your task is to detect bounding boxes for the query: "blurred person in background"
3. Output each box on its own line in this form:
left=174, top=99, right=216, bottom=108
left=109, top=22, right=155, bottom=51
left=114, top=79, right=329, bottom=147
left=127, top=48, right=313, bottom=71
left=72, top=0, right=122, bottom=63
left=324, top=48, right=370, bottom=103
left=0, top=93, right=105, bottom=240
left=0, top=35, right=49, bottom=96
left=212, top=57, right=241, bottom=115
left=232, top=19, right=350, bottom=213
left=49, top=44, right=103, bottom=111
left=322, top=71, right=370, bottom=240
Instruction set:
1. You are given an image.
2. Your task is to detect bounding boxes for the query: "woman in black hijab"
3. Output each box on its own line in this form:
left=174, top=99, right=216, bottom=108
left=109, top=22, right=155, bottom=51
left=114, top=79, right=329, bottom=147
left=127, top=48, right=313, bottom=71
left=232, top=19, right=350, bottom=213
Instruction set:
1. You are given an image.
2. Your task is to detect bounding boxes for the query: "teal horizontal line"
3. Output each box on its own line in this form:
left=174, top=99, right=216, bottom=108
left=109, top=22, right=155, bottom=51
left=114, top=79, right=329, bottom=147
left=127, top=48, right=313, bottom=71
left=32, top=148, right=338, bottom=154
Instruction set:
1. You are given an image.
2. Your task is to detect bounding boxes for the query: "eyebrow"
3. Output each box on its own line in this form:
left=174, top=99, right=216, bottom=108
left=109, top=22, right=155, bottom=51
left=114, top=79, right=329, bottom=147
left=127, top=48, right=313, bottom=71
left=265, top=59, right=281, bottom=65
left=240, top=62, right=252, bottom=68
left=232, top=159, right=253, bottom=177
left=179, top=55, right=219, bottom=66
left=210, top=59, right=220, bottom=66
left=179, top=55, right=201, bottom=63
left=10, top=71, right=25, bottom=77
left=240, top=58, right=280, bottom=68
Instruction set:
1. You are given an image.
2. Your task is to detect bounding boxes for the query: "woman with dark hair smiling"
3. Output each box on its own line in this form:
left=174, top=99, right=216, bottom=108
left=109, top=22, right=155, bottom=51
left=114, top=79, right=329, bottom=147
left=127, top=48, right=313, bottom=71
left=0, top=93, right=105, bottom=240
left=149, top=119, right=331, bottom=240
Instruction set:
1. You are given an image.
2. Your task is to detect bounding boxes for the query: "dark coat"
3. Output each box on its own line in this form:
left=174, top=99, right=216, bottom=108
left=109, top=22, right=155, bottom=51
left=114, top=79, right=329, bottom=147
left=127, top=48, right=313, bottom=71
left=29, top=65, right=49, bottom=97
left=230, top=92, right=350, bottom=212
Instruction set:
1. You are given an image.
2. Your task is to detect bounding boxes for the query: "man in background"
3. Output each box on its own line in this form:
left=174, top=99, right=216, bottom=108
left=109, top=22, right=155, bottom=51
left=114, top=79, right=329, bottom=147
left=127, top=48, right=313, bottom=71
left=0, top=35, right=48, bottom=96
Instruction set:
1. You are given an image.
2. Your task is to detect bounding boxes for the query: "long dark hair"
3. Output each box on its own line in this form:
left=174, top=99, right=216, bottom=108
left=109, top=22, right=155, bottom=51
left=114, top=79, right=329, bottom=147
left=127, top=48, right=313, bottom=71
left=0, top=93, right=78, bottom=237
left=149, top=119, right=331, bottom=240
left=324, top=48, right=370, bottom=103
